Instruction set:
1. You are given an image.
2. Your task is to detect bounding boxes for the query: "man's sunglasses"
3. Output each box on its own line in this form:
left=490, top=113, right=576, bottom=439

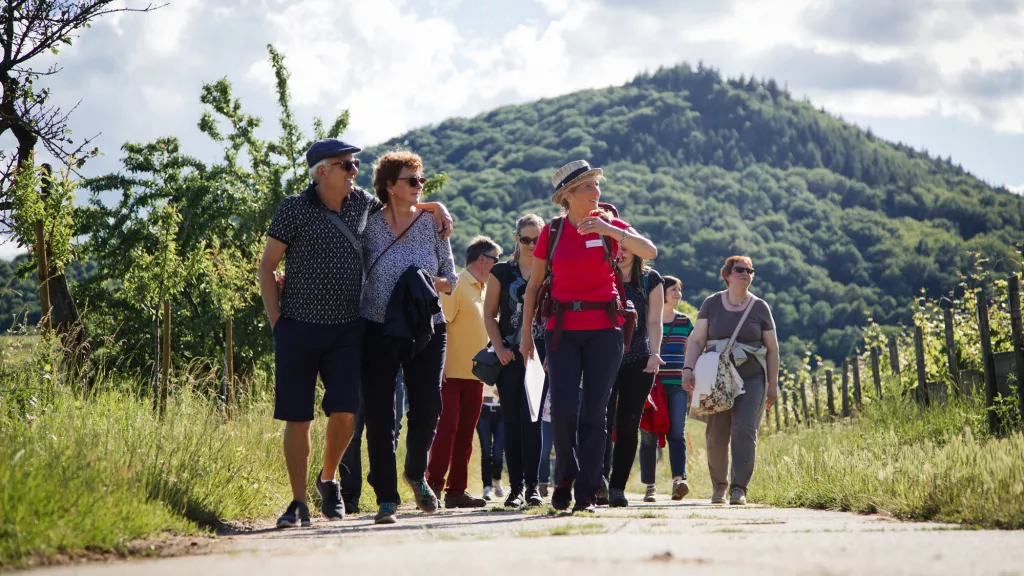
left=733, top=266, right=755, bottom=275
left=519, top=236, right=538, bottom=245
left=397, top=176, right=427, bottom=187
left=327, top=159, right=360, bottom=172
left=481, top=254, right=499, bottom=262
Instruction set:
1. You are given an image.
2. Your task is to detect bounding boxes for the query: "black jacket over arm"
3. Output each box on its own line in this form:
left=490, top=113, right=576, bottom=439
left=383, top=266, right=442, bottom=364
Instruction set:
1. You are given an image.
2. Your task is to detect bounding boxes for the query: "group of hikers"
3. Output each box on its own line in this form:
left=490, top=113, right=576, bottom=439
left=258, top=138, right=781, bottom=527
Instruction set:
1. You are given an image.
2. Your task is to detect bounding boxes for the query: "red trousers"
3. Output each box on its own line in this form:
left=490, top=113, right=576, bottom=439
left=427, top=377, right=484, bottom=494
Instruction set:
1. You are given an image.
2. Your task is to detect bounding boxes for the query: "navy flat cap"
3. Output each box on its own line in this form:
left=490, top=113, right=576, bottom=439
left=306, top=138, right=361, bottom=167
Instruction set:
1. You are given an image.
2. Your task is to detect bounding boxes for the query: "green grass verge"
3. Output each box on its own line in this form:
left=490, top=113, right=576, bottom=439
left=3, top=334, right=1023, bottom=567
left=0, top=383, right=291, bottom=566
left=750, top=395, right=1024, bottom=528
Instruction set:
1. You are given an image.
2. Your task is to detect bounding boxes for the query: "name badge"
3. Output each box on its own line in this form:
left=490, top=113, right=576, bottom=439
left=585, top=239, right=603, bottom=248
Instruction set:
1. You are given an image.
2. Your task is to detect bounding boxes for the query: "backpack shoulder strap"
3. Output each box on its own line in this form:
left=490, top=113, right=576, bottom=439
left=602, top=231, right=628, bottom=309
left=546, top=217, right=565, bottom=276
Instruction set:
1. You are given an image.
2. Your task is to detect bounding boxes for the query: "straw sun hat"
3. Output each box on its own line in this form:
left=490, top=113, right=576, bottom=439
left=550, top=160, right=603, bottom=205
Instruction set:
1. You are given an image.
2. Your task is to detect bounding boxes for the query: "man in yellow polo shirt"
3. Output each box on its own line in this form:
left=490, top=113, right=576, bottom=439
left=427, top=236, right=502, bottom=508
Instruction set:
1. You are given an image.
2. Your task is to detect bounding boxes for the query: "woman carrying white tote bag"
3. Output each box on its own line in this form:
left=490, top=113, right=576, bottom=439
left=689, top=296, right=755, bottom=416
left=680, top=256, right=780, bottom=506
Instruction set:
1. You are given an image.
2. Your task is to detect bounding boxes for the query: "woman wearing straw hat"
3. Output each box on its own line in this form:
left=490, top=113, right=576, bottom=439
left=519, top=160, right=658, bottom=513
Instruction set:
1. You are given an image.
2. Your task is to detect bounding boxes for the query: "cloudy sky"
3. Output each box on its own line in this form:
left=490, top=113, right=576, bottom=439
left=2, top=0, right=1023, bottom=258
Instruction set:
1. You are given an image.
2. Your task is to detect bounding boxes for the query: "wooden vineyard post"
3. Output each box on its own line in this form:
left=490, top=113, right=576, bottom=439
left=226, top=316, right=235, bottom=413
left=977, top=292, right=999, bottom=435
left=826, top=368, right=836, bottom=417
left=852, top=355, right=863, bottom=410
left=870, top=347, right=883, bottom=400
left=773, top=395, right=781, bottom=430
left=943, top=308, right=960, bottom=395
left=914, top=325, right=927, bottom=405
left=841, top=359, right=851, bottom=417
left=1008, top=276, right=1024, bottom=425
left=782, top=389, right=790, bottom=428
left=799, top=376, right=809, bottom=425
left=889, top=338, right=901, bottom=379
left=812, top=374, right=821, bottom=420
left=35, top=164, right=52, bottom=331
left=159, top=301, right=171, bottom=418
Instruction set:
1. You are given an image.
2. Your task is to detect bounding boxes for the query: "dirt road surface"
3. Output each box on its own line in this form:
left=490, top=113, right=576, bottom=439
left=29, top=497, right=1024, bottom=576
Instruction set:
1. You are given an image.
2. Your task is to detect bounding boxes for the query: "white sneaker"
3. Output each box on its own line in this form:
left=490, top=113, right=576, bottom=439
left=493, top=481, right=505, bottom=498
left=483, top=486, right=493, bottom=501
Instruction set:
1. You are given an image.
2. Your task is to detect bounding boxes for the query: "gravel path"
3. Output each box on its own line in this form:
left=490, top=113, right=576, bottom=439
left=30, top=496, right=1024, bottom=576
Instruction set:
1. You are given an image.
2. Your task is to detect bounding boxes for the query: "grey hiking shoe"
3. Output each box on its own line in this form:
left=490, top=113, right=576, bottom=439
left=444, top=491, right=487, bottom=509
left=712, top=486, right=727, bottom=504
left=315, top=471, right=345, bottom=520
left=672, top=478, right=690, bottom=501
left=643, top=485, right=657, bottom=502
left=729, top=488, right=747, bottom=506
left=375, top=502, right=398, bottom=524
left=403, top=473, right=439, bottom=513
left=277, top=500, right=311, bottom=528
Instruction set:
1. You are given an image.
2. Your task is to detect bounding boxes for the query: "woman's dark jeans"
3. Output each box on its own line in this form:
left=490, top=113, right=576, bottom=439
left=602, top=358, right=656, bottom=490
left=544, top=328, right=623, bottom=503
left=361, top=321, right=447, bottom=505
left=495, top=345, right=547, bottom=489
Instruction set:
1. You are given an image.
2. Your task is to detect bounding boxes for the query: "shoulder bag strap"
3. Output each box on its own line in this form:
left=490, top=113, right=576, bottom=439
left=319, top=205, right=363, bottom=261
left=725, top=295, right=758, bottom=354
left=367, top=210, right=427, bottom=278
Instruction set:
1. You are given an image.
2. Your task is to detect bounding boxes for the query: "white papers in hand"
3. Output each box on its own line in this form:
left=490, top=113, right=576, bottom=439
left=524, top=352, right=546, bottom=422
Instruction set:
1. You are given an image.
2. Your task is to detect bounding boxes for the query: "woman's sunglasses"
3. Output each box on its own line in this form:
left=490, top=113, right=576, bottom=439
left=397, top=176, right=427, bottom=187
left=519, top=236, right=538, bottom=245
left=733, top=266, right=755, bottom=275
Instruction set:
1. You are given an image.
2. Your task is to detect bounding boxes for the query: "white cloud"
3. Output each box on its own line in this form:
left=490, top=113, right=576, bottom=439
left=0, top=242, right=26, bottom=262
left=1010, top=184, right=1024, bottom=195
left=18, top=0, right=1024, bottom=183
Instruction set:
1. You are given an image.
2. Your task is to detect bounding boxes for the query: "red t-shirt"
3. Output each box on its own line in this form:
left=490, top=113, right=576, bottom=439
left=535, top=216, right=630, bottom=331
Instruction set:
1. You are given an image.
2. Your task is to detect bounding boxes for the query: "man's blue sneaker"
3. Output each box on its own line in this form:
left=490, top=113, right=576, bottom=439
left=277, top=500, right=311, bottom=528
left=316, top=471, right=345, bottom=520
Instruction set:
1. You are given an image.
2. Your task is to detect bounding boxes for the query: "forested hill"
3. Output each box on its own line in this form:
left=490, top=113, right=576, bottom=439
left=357, top=63, right=1024, bottom=363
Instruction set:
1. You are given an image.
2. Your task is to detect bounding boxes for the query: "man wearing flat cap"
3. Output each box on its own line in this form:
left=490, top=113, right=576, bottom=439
left=258, top=138, right=453, bottom=527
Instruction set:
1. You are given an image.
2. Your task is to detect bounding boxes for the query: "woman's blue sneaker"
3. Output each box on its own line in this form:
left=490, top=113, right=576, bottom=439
left=375, top=502, right=398, bottom=525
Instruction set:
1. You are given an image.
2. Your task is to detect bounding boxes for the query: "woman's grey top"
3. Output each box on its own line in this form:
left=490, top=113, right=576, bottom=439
left=359, top=209, right=457, bottom=325
left=698, top=291, right=775, bottom=380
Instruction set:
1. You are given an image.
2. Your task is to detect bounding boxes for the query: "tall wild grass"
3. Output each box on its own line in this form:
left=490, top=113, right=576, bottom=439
left=751, top=389, right=1024, bottom=528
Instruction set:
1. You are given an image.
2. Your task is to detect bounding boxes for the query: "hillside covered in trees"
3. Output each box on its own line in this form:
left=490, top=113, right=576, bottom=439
left=2, top=60, right=1023, bottom=368
left=357, top=63, right=1024, bottom=362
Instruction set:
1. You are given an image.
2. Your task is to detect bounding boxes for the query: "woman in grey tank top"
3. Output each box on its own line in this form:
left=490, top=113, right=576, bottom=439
left=680, top=255, right=780, bottom=505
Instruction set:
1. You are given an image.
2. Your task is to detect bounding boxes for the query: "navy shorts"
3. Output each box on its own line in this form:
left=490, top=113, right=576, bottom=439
left=273, top=316, right=364, bottom=422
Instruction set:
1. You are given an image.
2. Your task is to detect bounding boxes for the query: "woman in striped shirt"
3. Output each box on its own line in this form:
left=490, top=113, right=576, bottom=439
left=639, top=275, right=693, bottom=501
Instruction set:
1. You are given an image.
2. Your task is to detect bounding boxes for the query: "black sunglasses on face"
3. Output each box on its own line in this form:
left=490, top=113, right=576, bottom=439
left=481, top=254, right=499, bottom=262
left=397, top=176, right=427, bottom=187
left=519, top=236, right=538, bottom=245
left=327, top=159, right=360, bottom=172
left=733, top=266, right=755, bottom=275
